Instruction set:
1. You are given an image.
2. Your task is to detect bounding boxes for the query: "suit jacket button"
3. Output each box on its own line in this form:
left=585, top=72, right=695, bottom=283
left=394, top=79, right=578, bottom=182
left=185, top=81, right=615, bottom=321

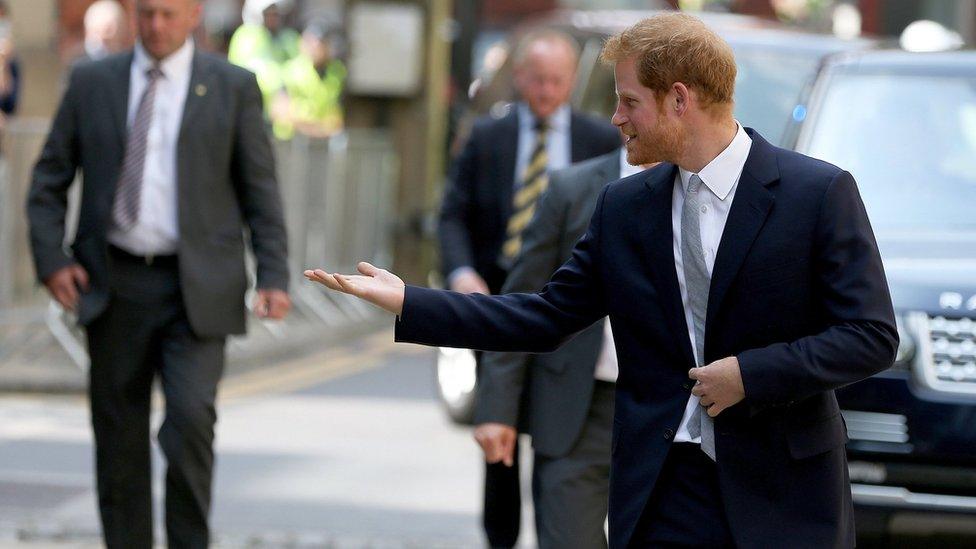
left=663, top=428, right=674, bottom=440
left=682, top=381, right=692, bottom=390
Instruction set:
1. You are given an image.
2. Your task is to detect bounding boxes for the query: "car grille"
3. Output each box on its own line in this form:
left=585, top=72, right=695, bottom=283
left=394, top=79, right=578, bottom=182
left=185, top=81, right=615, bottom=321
left=907, top=312, right=976, bottom=395
left=842, top=410, right=909, bottom=444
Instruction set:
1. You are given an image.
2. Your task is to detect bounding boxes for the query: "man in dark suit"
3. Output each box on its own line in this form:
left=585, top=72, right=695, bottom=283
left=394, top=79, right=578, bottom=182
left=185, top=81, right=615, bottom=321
left=27, top=1, right=290, bottom=547
left=308, top=13, right=898, bottom=548
left=439, top=29, right=618, bottom=548
left=475, top=148, right=646, bottom=548
left=439, top=30, right=619, bottom=296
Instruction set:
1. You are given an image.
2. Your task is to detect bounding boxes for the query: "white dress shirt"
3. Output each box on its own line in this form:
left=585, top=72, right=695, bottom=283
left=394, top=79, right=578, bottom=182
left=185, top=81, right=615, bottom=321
left=515, top=102, right=572, bottom=183
left=107, top=39, right=194, bottom=256
left=594, top=149, right=649, bottom=382
left=673, top=122, right=753, bottom=444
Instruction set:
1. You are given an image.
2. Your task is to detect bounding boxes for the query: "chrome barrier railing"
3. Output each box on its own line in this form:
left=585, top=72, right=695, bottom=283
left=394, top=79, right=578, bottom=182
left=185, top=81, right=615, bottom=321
left=0, top=119, right=397, bottom=384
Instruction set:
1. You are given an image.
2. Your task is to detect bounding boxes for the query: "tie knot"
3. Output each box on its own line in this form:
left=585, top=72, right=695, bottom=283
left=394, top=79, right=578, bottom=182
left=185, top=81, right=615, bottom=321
left=534, top=118, right=549, bottom=133
left=146, top=66, right=163, bottom=81
left=688, top=174, right=703, bottom=194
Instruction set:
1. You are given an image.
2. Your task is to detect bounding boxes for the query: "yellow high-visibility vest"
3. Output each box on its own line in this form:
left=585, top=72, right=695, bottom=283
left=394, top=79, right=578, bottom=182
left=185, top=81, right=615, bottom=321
left=227, top=24, right=301, bottom=108
left=275, top=56, right=346, bottom=139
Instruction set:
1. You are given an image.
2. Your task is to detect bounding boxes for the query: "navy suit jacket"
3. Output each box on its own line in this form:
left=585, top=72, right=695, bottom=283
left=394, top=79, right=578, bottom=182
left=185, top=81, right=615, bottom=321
left=398, top=130, right=898, bottom=548
left=438, top=107, right=620, bottom=291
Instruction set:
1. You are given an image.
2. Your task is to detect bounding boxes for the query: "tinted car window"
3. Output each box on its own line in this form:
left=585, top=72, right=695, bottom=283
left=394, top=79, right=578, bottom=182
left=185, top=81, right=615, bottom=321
left=732, top=45, right=823, bottom=145
left=805, top=71, right=976, bottom=231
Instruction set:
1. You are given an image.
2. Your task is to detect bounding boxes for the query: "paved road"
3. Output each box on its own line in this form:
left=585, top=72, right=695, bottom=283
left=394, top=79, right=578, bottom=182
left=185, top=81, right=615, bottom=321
left=0, top=328, right=537, bottom=548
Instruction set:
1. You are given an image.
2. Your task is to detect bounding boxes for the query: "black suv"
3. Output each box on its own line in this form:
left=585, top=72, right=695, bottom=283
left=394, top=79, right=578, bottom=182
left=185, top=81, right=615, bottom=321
left=786, top=49, right=976, bottom=547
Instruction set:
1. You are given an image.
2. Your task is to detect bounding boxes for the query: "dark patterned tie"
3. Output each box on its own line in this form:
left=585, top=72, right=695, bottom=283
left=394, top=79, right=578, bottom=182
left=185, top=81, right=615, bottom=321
left=501, top=119, right=548, bottom=263
left=112, top=66, right=163, bottom=231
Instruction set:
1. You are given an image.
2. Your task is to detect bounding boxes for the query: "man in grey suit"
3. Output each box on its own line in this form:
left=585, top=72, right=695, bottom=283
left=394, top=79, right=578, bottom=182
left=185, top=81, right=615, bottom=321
left=26, top=0, right=290, bottom=547
left=475, top=148, right=646, bottom=548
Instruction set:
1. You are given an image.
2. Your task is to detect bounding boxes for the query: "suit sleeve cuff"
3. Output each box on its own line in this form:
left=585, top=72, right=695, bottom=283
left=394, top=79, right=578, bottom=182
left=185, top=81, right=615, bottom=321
left=256, top=269, right=290, bottom=292
left=737, top=348, right=791, bottom=416
left=36, top=251, right=76, bottom=283
left=472, top=403, right=520, bottom=428
left=394, top=285, right=425, bottom=343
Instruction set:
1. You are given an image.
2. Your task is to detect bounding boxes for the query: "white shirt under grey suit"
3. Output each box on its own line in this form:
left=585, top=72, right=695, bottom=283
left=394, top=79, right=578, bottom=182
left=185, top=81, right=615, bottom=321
left=107, top=39, right=194, bottom=256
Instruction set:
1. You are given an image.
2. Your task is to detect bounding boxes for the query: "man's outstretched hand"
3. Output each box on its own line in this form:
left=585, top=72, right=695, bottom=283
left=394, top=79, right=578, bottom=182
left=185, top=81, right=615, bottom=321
left=304, top=262, right=405, bottom=316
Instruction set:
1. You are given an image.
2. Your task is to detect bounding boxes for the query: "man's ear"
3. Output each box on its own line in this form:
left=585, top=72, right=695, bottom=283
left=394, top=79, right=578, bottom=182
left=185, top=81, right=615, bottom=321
left=672, top=82, right=691, bottom=116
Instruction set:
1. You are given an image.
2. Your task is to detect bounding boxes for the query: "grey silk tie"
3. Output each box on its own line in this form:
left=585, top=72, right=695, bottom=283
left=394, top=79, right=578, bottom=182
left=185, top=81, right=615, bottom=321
left=112, top=66, right=163, bottom=231
left=682, top=174, right=716, bottom=460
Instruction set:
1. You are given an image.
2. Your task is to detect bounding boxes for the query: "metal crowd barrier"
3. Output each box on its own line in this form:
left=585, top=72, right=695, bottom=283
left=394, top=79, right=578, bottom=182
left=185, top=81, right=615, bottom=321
left=0, top=118, right=50, bottom=312
left=0, top=118, right=398, bottom=384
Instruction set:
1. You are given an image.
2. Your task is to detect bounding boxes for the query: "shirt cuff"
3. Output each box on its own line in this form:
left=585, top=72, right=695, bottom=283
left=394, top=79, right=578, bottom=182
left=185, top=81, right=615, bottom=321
left=445, top=266, right=477, bottom=289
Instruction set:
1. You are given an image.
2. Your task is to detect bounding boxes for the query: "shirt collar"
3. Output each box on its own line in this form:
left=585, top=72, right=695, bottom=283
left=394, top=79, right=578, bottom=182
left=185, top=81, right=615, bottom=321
left=678, top=121, right=752, bottom=201
left=84, top=39, right=109, bottom=61
left=133, top=38, right=195, bottom=81
left=518, top=102, right=570, bottom=132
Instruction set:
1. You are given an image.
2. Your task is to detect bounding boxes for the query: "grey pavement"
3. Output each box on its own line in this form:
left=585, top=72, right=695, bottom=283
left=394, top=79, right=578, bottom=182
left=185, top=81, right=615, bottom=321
left=0, top=328, right=538, bottom=548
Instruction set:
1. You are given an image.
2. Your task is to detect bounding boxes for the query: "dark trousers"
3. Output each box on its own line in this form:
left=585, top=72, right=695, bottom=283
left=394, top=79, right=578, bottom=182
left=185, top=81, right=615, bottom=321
left=629, top=443, right=735, bottom=548
left=86, top=248, right=225, bottom=549
left=484, top=440, right=522, bottom=548
left=533, top=379, right=614, bottom=549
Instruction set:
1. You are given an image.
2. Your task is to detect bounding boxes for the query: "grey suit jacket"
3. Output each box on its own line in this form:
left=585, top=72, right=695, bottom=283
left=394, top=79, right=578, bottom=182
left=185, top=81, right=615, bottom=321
left=474, top=150, right=621, bottom=458
left=27, top=50, right=288, bottom=337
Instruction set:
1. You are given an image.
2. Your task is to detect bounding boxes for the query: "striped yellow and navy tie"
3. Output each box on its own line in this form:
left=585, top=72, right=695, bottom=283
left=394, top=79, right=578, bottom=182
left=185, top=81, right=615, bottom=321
left=502, top=120, right=549, bottom=262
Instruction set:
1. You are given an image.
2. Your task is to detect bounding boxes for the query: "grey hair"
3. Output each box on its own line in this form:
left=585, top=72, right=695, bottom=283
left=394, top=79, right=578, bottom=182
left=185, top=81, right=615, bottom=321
left=512, top=28, right=580, bottom=68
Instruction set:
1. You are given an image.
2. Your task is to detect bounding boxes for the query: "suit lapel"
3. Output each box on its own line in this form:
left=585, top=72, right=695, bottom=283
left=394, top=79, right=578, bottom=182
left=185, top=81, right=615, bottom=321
left=705, top=131, right=778, bottom=333
left=569, top=113, right=586, bottom=162
left=496, top=109, right=520, bottom=216
left=178, top=53, right=215, bottom=146
left=584, top=152, right=618, bottom=199
left=172, top=52, right=217, bottom=226
left=109, top=52, right=134, bottom=148
left=176, top=53, right=216, bottom=201
left=639, top=164, right=696, bottom=369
